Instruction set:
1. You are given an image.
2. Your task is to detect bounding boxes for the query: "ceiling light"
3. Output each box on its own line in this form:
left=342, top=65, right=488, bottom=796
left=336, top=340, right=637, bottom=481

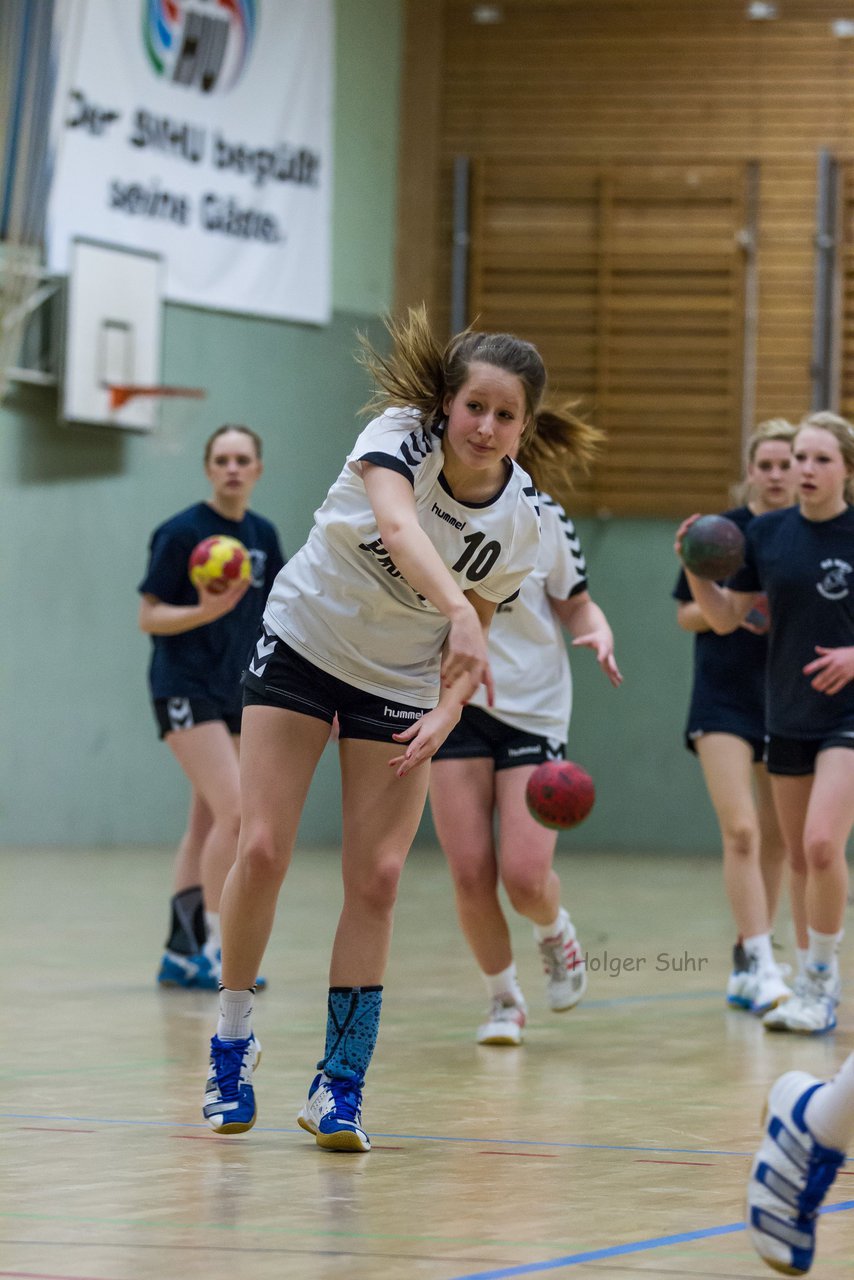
left=472, top=5, right=504, bottom=23
left=747, top=1, right=778, bottom=18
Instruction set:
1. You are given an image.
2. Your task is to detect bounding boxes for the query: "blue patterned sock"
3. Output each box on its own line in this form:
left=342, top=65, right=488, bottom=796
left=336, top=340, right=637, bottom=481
left=318, top=986, right=383, bottom=1085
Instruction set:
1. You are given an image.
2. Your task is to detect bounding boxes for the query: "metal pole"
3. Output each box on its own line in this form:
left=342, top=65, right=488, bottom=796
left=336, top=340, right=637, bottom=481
left=450, top=155, right=471, bottom=333
left=740, top=160, right=760, bottom=446
left=811, top=149, right=839, bottom=411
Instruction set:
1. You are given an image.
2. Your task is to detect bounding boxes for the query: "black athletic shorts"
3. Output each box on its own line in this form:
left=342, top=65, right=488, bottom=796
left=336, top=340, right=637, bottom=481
left=433, top=704, right=565, bottom=772
left=242, top=627, right=429, bottom=743
left=153, top=696, right=243, bottom=740
left=765, top=731, right=854, bottom=777
left=686, top=726, right=766, bottom=763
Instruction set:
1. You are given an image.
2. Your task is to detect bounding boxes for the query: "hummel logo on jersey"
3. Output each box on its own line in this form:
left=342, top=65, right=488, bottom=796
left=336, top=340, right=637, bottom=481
left=249, top=628, right=277, bottom=677
left=383, top=705, right=423, bottom=721
left=431, top=501, right=466, bottom=531
left=507, top=744, right=541, bottom=758
left=167, top=697, right=194, bottom=730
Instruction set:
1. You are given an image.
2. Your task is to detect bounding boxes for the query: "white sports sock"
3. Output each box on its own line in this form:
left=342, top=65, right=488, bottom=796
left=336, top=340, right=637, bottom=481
left=484, top=963, right=525, bottom=1007
left=807, top=927, right=843, bottom=972
left=217, top=987, right=254, bottom=1040
left=797, top=947, right=809, bottom=975
left=743, top=932, right=774, bottom=972
left=203, top=910, right=222, bottom=961
left=534, top=908, right=569, bottom=942
left=805, top=1053, right=854, bottom=1150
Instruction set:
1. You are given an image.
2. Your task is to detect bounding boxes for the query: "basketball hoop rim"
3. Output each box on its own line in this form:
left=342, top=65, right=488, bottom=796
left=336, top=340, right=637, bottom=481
left=105, top=384, right=207, bottom=411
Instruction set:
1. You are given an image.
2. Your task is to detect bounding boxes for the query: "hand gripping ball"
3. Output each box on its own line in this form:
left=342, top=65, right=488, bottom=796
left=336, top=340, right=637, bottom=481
left=679, top=515, right=745, bottom=581
left=525, top=760, right=596, bottom=831
left=188, top=535, right=252, bottom=595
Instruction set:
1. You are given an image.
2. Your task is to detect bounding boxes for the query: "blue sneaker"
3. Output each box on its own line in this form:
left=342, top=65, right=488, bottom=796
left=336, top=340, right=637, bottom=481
left=747, top=1070, right=845, bottom=1275
left=157, top=948, right=267, bottom=992
left=297, top=1072, right=370, bottom=1152
left=203, top=1034, right=261, bottom=1133
left=158, top=949, right=219, bottom=989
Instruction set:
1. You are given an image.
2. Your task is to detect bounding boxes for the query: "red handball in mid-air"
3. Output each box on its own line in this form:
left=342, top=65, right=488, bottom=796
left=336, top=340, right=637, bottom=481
left=188, top=535, right=251, bottom=595
left=525, top=760, right=596, bottom=831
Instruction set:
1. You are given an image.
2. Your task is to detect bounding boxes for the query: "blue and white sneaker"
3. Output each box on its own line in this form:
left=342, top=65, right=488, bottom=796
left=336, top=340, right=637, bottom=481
left=763, top=965, right=839, bottom=1035
left=203, top=1034, right=261, bottom=1133
left=157, top=948, right=267, bottom=992
left=748, top=1071, right=845, bottom=1276
left=297, top=1072, right=370, bottom=1152
left=158, top=949, right=220, bottom=990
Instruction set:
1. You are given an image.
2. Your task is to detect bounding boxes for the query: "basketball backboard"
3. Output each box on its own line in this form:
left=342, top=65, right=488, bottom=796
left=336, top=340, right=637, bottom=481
left=63, top=238, right=163, bottom=431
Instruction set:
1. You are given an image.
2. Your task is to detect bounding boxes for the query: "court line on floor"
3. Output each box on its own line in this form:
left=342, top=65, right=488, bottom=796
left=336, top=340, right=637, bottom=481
left=445, top=1200, right=854, bottom=1279
left=0, top=1111, right=762, bottom=1156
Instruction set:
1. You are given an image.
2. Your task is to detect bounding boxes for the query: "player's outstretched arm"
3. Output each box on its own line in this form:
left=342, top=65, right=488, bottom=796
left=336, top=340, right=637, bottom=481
left=551, top=591, right=622, bottom=687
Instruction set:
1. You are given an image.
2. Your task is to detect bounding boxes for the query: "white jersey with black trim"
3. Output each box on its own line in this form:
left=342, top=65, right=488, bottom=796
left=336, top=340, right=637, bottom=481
left=468, top=492, right=588, bottom=743
left=263, top=408, right=542, bottom=706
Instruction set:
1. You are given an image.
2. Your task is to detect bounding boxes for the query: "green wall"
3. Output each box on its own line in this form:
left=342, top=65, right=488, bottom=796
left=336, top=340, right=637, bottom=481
left=0, top=0, right=723, bottom=854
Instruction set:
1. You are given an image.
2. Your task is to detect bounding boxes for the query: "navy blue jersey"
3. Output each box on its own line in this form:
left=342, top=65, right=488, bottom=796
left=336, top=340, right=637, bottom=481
left=729, top=505, right=854, bottom=737
left=673, top=506, right=768, bottom=740
left=139, top=502, right=285, bottom=702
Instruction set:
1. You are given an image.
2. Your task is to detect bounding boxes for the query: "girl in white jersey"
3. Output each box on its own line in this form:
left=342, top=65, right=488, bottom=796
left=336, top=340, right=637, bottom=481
left=202, top=308, right=576, bottom=1151
left=430, top=419, right=621, bottom=1045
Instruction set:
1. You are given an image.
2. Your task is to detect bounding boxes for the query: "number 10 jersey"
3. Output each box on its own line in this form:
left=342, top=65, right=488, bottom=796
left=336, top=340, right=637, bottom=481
left=263, top=408, right=542, bottom=707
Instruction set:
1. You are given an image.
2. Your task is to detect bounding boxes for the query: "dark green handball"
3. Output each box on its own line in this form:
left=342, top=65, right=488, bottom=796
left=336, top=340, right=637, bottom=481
left=680, top=514, right=745, bottom=580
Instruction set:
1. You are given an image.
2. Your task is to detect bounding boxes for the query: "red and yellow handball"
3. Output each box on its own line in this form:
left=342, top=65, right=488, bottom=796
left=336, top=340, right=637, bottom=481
left=188, top=535, right=252, bottom=595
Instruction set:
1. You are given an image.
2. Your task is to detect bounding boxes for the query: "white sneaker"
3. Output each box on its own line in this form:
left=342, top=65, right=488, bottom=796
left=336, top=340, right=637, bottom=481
left=763, top=966, right=840, bottom=1035
left=477, top=996, right=527, bottom=1045
left=536, top=909, right=588, bottom=1012
left=749, top=965, right=793, bottom=1016
left=747, top=1070, right=845, bottom=1275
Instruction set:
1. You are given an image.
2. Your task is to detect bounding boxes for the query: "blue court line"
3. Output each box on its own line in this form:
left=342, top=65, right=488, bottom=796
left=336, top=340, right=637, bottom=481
left=578, top=988, right=722, bottom=1008
left=446, top=1200, right=854, bottom=1280
left=0, top=1110, right=758, bottom=1155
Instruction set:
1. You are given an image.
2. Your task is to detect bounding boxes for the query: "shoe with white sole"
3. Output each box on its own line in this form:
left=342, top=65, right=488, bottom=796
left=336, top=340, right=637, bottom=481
left=297, top=1072, right=370, bottom=1152
left=763, top=966, right=840, bottom=1036
left=747, top=1070, right=845, bottom=1275
left=203, top=1033, right=261, bottom=1133
left=477, top=996, right=527, bottom=1045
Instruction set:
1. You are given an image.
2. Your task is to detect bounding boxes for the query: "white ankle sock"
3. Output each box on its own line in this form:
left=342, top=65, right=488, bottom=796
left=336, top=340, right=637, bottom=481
left=807, top=927, right=843, bottom=972
left=203, top=910, right=222, bottom=961
left=484, top=963, right=525, bottom=1006
left=534, top=908, right=568, bottom=942
left=805, top=1053, right=854, bottom=1150
left=743, top=932, right=774, bottom=971
left=217, top=987, right=254, bottom=1040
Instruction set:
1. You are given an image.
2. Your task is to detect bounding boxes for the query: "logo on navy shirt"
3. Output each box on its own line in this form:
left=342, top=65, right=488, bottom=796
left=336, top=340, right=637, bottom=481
left=817, top=558, right=852, bottom=601
left=248, top=548, right=267, bottom=589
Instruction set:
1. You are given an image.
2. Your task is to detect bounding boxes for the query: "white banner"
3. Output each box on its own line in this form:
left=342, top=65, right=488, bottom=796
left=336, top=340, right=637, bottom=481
left=47, top=0, right=333, bottom=323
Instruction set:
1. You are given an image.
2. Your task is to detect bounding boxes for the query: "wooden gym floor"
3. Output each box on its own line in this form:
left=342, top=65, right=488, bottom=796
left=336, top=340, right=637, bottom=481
left=1, top=844, right=853, bottom=1280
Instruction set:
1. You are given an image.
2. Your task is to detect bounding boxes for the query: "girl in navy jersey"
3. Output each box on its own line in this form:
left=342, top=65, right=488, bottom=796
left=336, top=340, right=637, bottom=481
left=203, top=309, right=572, bottom=1151
left=678, top=412, right=854, bottom=1036
left=429, top=421, right=621, bottom=1045
left=673, top=420, right=797, bottom=1017
left=138, top=426, right=285, bottom=989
